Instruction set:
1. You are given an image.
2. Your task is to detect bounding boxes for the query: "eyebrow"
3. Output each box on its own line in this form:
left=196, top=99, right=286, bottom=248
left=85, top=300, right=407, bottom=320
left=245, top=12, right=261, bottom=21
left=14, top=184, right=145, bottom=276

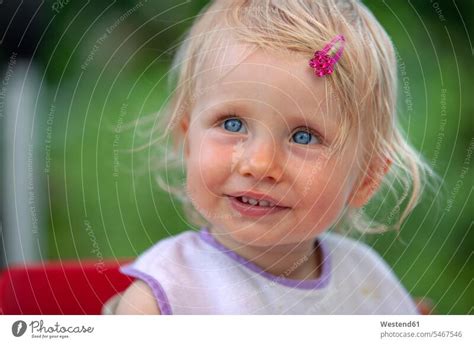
left=257, top=110, right=338, bottom=139
left=201, top=97, right=338, bottom=133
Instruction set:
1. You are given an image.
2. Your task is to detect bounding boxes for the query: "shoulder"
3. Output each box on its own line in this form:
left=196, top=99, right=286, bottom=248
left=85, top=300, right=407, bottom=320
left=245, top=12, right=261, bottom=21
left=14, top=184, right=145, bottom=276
left=130, top=230, right=202, bottom=271
left=115, top=280, right=161, bottom=315
left=321, top=231, right=407, bottom=292
left=321, top=232, right=418, bottom=314
left=321, top=231, right=390, bottom=269
left=117, top=230, right=206, bottom=315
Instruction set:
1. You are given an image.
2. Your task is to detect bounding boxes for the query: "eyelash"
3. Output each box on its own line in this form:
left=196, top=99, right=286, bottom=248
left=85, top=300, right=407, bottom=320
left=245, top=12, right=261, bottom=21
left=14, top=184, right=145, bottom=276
left=216, top=114, right=324, bottom=145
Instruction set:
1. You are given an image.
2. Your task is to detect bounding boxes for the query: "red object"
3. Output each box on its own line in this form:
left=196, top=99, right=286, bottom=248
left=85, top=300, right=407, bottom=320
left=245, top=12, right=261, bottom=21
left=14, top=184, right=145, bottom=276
left=0, top=260, right=133, bottom=315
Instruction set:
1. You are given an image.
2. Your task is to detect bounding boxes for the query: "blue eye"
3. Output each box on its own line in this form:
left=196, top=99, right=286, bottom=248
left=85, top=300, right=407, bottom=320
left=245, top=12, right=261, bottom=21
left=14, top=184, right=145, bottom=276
left=222, top=118, right=245, bottom=133
left=292, top=130, right=319, bottom=145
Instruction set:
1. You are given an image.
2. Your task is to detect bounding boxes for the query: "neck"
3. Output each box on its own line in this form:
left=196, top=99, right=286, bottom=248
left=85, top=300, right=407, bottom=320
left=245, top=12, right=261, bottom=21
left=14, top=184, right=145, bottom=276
left=208, top=226, right=323, bottom=281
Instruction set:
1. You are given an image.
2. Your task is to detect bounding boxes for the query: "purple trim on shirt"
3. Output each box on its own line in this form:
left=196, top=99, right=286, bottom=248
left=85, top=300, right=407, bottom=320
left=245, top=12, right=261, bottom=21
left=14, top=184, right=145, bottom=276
left=198, top=227, right=331, bottom=290
left=120, top=265, right=173, bottom=315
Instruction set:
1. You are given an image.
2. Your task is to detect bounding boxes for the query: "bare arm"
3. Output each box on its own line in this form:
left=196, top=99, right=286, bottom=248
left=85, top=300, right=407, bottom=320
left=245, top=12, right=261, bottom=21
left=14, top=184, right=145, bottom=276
left=115, top=280, right=161, bottom=315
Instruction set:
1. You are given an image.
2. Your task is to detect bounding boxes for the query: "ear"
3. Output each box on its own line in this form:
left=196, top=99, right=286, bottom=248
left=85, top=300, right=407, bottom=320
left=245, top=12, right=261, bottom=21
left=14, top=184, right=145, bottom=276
left=179, top=115, right=190, bottom=159
left=348, top=157, right=392, bottom=208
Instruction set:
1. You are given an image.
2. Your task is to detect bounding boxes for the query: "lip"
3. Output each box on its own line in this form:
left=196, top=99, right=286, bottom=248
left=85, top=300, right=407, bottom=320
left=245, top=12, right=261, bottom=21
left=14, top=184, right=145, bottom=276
left=226, top=192, right=290, bottom=218
left=227, top=191, right=286, bottom=207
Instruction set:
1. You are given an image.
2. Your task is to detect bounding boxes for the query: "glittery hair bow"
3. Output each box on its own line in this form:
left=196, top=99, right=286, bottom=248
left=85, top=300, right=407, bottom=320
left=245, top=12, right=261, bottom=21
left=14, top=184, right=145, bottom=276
left=309, top=35, right=345, bottom=77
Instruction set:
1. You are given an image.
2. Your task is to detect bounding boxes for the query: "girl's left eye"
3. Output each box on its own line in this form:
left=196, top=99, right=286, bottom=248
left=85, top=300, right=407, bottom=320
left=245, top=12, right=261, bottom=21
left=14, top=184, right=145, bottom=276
left=291, top=129, right=320, bottom=145
left=221, top=118, right=247, bottom=133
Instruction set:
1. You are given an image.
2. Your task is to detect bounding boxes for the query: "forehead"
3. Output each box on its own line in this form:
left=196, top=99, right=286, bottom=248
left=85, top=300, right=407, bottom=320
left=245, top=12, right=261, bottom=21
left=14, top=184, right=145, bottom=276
left=194, top=43, right=340, bottom=120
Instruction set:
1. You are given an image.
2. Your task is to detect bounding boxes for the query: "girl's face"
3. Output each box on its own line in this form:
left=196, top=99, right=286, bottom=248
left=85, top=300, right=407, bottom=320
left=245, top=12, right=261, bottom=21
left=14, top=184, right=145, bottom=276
left=181, top=46, right=368, bottom=247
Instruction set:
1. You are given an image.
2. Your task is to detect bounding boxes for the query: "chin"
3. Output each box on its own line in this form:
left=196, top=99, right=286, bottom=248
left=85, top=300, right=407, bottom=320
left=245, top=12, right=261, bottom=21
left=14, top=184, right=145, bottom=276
left=226, top=225, right=293, bottom=248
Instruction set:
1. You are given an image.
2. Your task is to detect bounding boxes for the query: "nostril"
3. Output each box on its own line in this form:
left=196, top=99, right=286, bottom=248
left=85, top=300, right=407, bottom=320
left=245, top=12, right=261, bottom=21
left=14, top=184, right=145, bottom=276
left=234, top=142, right=283, bottom=182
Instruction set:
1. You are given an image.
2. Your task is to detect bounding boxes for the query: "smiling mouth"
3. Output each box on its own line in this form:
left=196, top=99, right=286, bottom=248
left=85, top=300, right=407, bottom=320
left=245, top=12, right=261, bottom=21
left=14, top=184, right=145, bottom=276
left=235, top=196, right=276, bottom=208
left=225, top=193, right=289, bottom=208
left=226, top=195, right=289, bottom=217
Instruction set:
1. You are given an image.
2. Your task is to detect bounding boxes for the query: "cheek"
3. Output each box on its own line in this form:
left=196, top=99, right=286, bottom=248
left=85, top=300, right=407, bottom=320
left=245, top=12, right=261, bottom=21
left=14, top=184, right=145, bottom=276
left=297, top=160, right=354, bottom=222
left=186, top=135, right=234, bottom=204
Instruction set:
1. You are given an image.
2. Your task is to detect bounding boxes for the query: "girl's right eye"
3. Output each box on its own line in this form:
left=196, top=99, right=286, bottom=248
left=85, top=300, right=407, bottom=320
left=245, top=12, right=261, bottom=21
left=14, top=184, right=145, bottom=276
left=221, top=118, right=246, bottom=133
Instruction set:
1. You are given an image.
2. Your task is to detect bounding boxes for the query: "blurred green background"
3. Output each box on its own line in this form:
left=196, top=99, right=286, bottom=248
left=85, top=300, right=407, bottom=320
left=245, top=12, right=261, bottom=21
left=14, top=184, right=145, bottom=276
left=0, top=0, right=472, bottom=314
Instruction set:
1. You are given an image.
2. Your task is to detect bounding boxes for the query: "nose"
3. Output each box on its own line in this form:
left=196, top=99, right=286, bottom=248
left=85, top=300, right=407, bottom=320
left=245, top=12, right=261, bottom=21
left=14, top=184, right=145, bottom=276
left=233, top=136, right=284, bottom=183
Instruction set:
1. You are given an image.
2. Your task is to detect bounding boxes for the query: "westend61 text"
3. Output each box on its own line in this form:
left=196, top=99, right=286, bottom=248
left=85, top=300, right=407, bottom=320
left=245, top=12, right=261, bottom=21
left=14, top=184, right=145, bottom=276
left=380, top=321, right=420, bottom=328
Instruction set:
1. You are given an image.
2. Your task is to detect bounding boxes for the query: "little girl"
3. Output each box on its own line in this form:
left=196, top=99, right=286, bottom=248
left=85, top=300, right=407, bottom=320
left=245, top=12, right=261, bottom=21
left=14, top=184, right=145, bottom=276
left=114, top=0, right=432, bottom=314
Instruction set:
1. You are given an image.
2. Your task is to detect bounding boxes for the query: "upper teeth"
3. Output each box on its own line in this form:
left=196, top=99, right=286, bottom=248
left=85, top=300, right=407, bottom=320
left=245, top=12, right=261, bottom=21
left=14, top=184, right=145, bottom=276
left=241, top=196, right=275, bottom=207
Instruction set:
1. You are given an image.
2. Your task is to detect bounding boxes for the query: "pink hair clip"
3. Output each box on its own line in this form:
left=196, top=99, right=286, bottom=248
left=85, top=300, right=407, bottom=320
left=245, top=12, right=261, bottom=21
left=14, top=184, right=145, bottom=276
left=309, top=35, right=345, bottom=77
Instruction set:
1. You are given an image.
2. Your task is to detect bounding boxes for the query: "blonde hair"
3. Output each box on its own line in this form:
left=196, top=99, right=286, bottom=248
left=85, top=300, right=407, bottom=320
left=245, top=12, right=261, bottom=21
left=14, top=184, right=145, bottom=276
left=135, top=0, right=436, bottom=234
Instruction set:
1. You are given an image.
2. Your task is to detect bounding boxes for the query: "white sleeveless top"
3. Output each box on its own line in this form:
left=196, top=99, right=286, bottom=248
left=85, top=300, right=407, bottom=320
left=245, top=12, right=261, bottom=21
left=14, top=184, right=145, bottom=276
left=120, top=228, right=418, bottom=314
